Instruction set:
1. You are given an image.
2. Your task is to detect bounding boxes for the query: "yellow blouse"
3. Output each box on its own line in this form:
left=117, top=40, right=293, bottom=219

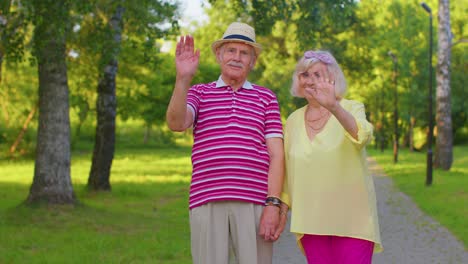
left=281, top=99, right=382, bottom=253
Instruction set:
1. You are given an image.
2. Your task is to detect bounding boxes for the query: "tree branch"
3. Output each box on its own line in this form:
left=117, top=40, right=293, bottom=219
left=452, top=37, right=468, bottom=47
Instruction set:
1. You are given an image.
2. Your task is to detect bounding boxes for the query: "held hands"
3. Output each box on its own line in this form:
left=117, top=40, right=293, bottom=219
left=304, top=64, right=339, bottom=112
left=259, top=205, right=281, bottom=241
left=175, top=35, right=200, bottom=80
left=259, top=203, right=288, bottom=242
left=277, top=204, right=288, bottom=237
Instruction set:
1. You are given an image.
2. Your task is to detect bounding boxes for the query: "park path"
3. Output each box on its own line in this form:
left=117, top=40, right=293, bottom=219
left=272, top=157, right=468, bottom=264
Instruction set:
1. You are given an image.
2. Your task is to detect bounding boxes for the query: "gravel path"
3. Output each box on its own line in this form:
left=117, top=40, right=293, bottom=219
left=273, top=157, right=468, bottom=264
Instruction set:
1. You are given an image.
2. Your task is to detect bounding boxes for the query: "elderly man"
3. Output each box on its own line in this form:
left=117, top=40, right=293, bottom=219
left=166, top=22, right=285, bottom=264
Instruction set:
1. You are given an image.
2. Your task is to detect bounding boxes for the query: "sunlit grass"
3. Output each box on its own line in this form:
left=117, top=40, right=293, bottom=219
left=368, top=145, right=468, bottom=249
left=0, top=145, right=193, bottom=264
left=2, top=134, right=466, bottom=263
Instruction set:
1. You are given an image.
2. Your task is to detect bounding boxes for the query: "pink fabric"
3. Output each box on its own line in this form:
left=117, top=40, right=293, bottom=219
left=303, top=51, right=337, bottom=65
left=301, top=234, right=374, bottom=264
left=186, top=81, right=283, bottom=209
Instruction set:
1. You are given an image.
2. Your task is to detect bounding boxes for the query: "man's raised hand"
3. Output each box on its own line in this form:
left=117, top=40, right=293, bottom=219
left=175, top=35, right=200, bottom=79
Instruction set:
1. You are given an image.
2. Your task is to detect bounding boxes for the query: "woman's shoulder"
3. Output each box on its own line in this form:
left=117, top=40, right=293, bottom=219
left=286, top=105, right=307, bottom=122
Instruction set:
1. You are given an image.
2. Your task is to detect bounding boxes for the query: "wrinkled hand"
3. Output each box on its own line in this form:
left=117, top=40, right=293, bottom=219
left=275, top=211, right=288, bottom=239
left=259, top=206, right=280, bottom=241
left=304, top=64, right=338, bottom=111
left=175, top=35, right=200, bottom=79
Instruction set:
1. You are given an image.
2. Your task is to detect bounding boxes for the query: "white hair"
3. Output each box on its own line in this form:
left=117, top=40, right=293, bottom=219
left=290, top=50, right=347, bottom=99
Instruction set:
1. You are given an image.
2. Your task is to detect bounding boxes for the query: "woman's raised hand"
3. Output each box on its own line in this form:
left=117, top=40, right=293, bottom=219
left=305, top=64, right=338, bottom=111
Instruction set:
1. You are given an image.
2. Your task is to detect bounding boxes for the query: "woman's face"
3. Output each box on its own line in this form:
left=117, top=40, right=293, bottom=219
left=297, top=62, right=328, bottom=98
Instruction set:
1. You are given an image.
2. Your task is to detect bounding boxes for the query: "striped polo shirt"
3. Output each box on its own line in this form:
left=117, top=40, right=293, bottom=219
left=186, top=76, right=283, bottom=209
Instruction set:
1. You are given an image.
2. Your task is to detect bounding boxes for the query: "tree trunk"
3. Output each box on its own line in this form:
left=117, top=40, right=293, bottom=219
left=88, top=4, right=124, bottom=191
left=144, top=123, right=151, bottom=144
left=28, top=0, right=76, bottom=204
left=409, top=116, right=415, bottom=152
left=379, top=86, right=385, bottom=152
left=434, top=0, right=453, bottom=170
left=0, top=91, right=9, bottom=127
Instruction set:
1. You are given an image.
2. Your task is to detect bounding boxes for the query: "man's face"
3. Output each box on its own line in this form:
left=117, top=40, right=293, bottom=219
left=217, top=42, right=256, bottom=82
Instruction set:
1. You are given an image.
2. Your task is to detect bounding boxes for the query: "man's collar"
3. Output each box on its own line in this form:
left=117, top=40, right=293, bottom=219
left=215, top=76, right=253, bottom=89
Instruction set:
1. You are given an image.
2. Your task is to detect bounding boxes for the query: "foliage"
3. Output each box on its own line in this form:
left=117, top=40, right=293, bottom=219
left=0, top=0, right=30, bottom=63
left=200, top=0, right=467, bottom=146
left=1, top=0, right=467, bottom=157
left=436, top=0, right=467, bottom=143
left=450, top=41, right=468, bottom=144
left=1, top=0, right=182, bottom=153
left=67, top=0, right=181, bottom=143
left=0, top=61, right=37, bottom=149
left=368, top=145, right=468, bottom=248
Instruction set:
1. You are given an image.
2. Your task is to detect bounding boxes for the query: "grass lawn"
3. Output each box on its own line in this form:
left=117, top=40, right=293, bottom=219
left=0, top=145, right=193, bottom=264
left=1, top=140, right=466, bottom=263
left=368, top=145, right=468, bottom=249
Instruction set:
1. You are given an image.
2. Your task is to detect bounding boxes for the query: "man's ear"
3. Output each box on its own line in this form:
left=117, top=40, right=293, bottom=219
left=250, top=56, right=257, bottom=69
left=215, top=47, right=223, bottom=64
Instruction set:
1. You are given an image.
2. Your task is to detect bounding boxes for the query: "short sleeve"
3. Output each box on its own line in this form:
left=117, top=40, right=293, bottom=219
left=264, top=95, right=283, bottom=139
left=187, top=85, right=201, bottom=124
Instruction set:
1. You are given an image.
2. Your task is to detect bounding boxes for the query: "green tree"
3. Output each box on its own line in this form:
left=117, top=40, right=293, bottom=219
left=0, top=1, right=35, bottom=151
left=434, top=0, right=453, bottom=170
left=116, top=1, right=180, bottom=143
left=88, top=2, right=124, bottom=191
left=201, top=0, right=359, bottom=116
left=27, top=0, right=76, bottom=204
left=450, top=0, right=468, bottom=145
left=0, top=0, right=10, bottom=83
left=84, top=0, right=179, bottom=190
left=351, top=1, right=432, bottom=151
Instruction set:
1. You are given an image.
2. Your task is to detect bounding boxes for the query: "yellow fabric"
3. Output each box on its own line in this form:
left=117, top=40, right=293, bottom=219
left=281, top=99, right=383, bottom=253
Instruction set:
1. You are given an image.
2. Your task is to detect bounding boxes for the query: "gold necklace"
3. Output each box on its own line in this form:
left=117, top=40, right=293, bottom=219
left=305, top=108, right=331, bottom=131
left=306, top=114, right=330, bottom=130
left=306, top=111, right=328, bottom=122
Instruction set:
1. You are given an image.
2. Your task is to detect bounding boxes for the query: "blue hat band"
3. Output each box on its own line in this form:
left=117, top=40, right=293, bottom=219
left=223, top=34, right=254, bottom=43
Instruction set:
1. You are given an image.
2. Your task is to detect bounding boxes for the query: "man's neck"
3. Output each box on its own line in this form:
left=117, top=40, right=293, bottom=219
left=221, top=76, right=246, bottom=91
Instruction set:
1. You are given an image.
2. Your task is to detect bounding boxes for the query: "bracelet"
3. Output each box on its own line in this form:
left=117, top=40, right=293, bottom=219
left=279, top=210, right=287, bottom=216
left=266, top=195, right=281, bottom=200
left=264, top=196, right=282, bottom=207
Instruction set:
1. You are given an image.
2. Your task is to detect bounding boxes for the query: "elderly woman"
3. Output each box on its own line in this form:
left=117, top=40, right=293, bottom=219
left=279, top=50, right=383, bottom=263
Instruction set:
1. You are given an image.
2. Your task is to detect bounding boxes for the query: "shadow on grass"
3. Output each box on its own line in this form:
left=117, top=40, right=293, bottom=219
left=0, top=143, right=195, bottom=262
left=0, top=180, right=192, bottom=263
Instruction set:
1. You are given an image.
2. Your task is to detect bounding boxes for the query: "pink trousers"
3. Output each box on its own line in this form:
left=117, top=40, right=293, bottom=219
left=301, top=234, right=374, bottom=264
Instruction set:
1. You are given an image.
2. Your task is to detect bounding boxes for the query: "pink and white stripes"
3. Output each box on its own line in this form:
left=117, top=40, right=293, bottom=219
left=187, top=81, right=283, bottom=209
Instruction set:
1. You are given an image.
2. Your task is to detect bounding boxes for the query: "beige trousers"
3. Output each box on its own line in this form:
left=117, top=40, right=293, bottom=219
left=189, top=201, right=273, bottom=264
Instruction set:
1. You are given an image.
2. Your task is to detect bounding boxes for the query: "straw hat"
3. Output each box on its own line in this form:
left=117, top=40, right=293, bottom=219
left=211, top=22, right=262, bottom=57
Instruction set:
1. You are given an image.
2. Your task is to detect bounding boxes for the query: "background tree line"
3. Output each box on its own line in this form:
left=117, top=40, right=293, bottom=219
left=0, top=0, right=466, bottom=205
